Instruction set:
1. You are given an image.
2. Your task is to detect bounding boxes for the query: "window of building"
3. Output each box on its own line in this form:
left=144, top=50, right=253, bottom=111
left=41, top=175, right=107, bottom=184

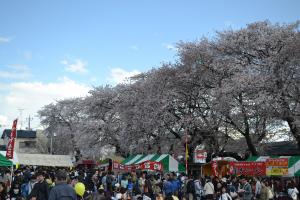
left=19, top=141, right=36, bottom=148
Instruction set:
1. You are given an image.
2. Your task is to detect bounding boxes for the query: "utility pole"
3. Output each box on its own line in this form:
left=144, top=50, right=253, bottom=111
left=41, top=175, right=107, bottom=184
left=26, top=115, right=33, bottom=130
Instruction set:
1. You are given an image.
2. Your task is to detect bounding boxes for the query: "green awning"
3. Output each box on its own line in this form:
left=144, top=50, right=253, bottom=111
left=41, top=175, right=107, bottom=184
left=0, top=153, right=13, bottom=167
left=122, top=154, right=185, bottom=172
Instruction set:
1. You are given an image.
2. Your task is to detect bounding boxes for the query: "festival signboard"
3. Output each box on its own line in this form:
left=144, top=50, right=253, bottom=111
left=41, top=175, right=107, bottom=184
left=113, top=160, right=163, bottom=172
left=229, top=162, right=266, bottom=176
left=266, top=158, right=288, bottom=176
left=139, top=161, right=163, bottom=171
left=194, top=149, right=207, bottom=163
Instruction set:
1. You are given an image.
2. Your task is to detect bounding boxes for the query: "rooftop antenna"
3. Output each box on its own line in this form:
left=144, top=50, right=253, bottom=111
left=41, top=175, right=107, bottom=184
left=18, top=108, right=24, bottom=130
left=26, top=115, right=33, bottom=130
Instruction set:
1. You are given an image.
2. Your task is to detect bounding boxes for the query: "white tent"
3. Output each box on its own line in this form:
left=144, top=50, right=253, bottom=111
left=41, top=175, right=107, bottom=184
left=17, top=153, right=73, bottom=167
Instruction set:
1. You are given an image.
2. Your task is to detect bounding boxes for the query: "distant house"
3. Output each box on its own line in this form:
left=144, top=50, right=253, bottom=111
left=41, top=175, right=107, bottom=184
left=1, top=129, right=48, bottom=154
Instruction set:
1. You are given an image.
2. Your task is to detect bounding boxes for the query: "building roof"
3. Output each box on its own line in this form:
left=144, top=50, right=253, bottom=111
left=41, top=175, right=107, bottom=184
left=260, top=141, right=299, bottom=156
left=1, top=129, right=36, bottom=139
left=224, top=138, right=299, bottom=156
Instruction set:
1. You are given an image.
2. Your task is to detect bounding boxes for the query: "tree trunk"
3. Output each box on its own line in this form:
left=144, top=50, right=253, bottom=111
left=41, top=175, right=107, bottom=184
left=286, top=117, right=300, bottom=151
left=244, top=133, right=258, bottom=156
left=239, top=94, right=259, bottom=156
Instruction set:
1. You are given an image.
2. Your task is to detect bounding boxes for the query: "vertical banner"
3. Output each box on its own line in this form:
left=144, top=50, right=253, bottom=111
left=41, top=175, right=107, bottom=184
left=6, top=119, right=18, bottom=159
left=211, top=161, right=219, bottom=177
left=266, top=158, right=288, bottom=176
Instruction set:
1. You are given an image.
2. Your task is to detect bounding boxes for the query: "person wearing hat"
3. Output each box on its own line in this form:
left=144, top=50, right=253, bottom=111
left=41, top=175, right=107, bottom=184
left=48, top=169, right=77, bottom=200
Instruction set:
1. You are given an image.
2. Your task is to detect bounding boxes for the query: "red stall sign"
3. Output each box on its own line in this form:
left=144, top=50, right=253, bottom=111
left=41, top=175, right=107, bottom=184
left=229, top=162, right=266, bottom=176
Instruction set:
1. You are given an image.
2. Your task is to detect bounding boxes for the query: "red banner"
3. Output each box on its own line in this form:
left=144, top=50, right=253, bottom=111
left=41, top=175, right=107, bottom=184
left=139, top=161, right=163, bottom=171
left=6, top=119, right=18, bottom=159
left=229, top=162, right=266, bottom=176
left=113, top=161, right=163, bottom=172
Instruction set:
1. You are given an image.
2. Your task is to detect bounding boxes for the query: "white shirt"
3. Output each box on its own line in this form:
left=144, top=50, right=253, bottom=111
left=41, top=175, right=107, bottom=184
left=219, top=193, right=232, bottom=200
left=204, top=182, right=214, bottom=195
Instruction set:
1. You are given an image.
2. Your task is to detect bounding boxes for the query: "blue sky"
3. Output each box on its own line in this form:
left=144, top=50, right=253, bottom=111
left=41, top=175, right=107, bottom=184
left=0, top=0, right=299, bottom=129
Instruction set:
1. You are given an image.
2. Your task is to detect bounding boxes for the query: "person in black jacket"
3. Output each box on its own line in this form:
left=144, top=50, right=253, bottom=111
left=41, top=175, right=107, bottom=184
left=49, top=169, right=77, bottom=200
left=28, top=171, right=49, bottom=200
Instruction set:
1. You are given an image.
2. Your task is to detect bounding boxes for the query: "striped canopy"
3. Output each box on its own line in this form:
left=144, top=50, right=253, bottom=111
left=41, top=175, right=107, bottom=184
left=247, top=156, right=300, bottom=176
left=121, top=154, right=185, bottom=172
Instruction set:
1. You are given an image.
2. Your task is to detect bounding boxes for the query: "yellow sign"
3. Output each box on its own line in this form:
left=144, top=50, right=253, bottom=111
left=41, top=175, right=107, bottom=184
left=266, top=167, right=288, bottom=176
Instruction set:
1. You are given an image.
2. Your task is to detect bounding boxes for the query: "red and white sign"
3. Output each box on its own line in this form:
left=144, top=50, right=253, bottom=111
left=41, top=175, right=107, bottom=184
left=113, top=161, right=163, bottom=172
left=6, top=119, right=18, bottom=159
left=194, top=149, right=207, bottom=163
left=229, top=161, right=266, bottom=176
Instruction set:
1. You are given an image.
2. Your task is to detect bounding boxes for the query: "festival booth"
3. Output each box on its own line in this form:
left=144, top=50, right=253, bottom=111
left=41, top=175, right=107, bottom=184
left=246, top=156, right=300, bottom=177
left=75, top=159, right=97, bottom=169
left=17, top=153, right=73, bottom=167
left=119, top=154, right=185, bottom=172
left=99, top=155, right=124, bottom=171
left=201, top=157, right=237, bottom=177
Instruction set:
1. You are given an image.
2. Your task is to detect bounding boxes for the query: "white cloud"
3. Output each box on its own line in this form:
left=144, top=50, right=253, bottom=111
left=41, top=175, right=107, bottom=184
left=0, top=64, right=31, bottom=79
left=0, top=36, right=12, bottom=43
left=162, top=43, right=177, bottom=51
left=0, top=115, right=8, bottom=127
left=109, top=68, right=140, bottom=84
left=24, top=51, right=33, bottom=60
left=130, top=45, right=139, bottom=51
left=0, top=77, right=90, bottom=129
left=61, top=59, right=88, bottom=74
left=90, top=77, right=97, bottom=82
left=8, top=64, right=29, bottom=71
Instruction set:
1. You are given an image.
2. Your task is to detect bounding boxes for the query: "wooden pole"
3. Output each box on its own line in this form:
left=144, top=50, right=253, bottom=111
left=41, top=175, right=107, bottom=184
left=185, top=129, right=188, bottom=175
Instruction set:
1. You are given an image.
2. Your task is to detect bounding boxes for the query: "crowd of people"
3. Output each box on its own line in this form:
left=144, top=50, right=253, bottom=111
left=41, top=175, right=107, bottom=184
left=0, top=167, right=299, bottom=200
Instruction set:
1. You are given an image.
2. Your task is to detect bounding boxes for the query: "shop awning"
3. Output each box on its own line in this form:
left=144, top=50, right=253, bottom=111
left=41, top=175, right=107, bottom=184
left=17, top=153, right=73, bottom=167
left=0, top=151, right=18, bottom=164
left=121, top=154, right=185, bottom=172
left=0, top=153, right=13, bottom=167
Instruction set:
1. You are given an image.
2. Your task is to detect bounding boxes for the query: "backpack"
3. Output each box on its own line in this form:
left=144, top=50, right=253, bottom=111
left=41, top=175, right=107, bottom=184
left=187, top=180, right=195, bottom=194
left=106, top=175, right=113, bottom=185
